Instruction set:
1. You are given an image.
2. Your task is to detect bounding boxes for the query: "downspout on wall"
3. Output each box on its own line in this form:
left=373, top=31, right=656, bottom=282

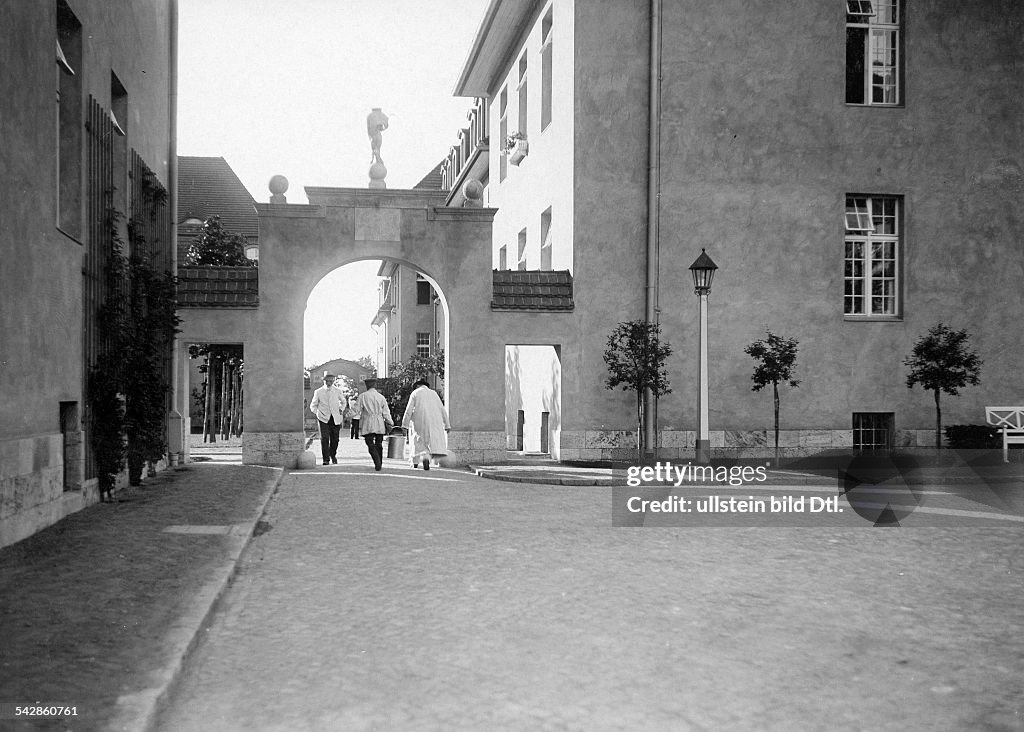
left=167, top=0, right=184, bottom=464
left=643, top=0, right=662, bottom=462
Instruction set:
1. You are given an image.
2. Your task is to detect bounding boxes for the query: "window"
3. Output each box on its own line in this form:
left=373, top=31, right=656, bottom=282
left=498, top=244, right=508, bottom=270
left=853, top=412, right=894, bottom=453
left=56, top=0, right=83, bottom=236
left=110, top=72, right=128, bottom=223
left=499, top=87, right=508, bottom=181
left=846, top=0, right=901, bottom=105
left=541, top=8, right=553, bottom=130
left=517, top=52, right=528, bottom=140
left=844, top=195, right=900, bottom=317
left=416, top=332, right=430, bottom=358
left=416, top=275, right=432, bottom=305
left=540, top=207, right=553, bottom=271
left=846, top=0, right=874, bottom=16
left=517, top=228, right=528, bottom=271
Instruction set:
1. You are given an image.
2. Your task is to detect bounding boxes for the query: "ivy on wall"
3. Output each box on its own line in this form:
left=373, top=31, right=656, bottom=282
left=88, top=207, right=179, bottom=493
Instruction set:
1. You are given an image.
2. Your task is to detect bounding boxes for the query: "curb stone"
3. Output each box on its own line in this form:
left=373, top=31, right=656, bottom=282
left=107, top=466, right=285, bottom=732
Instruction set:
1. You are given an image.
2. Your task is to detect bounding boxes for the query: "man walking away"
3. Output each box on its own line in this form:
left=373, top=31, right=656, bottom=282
left=358, top=378, right=393, bottom=471
left=309, top=371, right=344, bottom=465
left=402, top=380, right=450, bottom=470
left=346, top=396, right=361, bottom=439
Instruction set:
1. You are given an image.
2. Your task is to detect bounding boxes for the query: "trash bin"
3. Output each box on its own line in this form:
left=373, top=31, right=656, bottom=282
left=387, top=429, right=406, bottom=459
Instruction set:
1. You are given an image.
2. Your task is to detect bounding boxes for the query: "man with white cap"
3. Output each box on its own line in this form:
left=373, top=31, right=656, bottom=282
left=309, top=371, right=344, bottom=465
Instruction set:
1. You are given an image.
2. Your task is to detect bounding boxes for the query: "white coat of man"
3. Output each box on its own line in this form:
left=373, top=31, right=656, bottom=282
left=357, top=378, right=393, bottom=471
left=309, top=371, right=344, bottom=465
left=402, top=380, right=450, bottom=470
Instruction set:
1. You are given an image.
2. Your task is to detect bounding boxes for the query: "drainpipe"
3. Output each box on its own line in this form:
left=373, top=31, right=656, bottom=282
left=166, top=0, right=185, bottom=465
left=643, top=0, right=663, bottom=464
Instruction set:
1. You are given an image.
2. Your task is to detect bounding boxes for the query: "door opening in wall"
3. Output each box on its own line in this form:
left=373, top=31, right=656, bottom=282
left=504, top=345, right=561, bottom=458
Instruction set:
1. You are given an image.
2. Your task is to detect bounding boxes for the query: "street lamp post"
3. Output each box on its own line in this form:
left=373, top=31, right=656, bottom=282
left=689, top=249, right=718, bottom=464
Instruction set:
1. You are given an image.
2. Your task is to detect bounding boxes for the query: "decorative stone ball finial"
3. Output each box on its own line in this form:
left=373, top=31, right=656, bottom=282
left=268, top=174, right=289, bottom=204
left=462, top=178, right=484, bottom=208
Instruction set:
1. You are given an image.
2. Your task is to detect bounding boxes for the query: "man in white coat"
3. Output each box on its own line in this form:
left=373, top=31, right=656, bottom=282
left=309, top=371, right=344, bottom=465
left=357, top=378, right=394, bottom=471
left=402, top=380, right=450, bottom=470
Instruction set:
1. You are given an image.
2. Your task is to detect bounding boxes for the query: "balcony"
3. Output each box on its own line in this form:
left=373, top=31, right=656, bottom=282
left=441, top=97, right=489, bottom=206
left=372, top=279, right=395, bottom=327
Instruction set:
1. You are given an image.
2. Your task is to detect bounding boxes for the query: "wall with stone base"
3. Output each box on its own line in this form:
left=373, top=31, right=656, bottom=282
left=242, top=432, right=307, bottom=469
left=442, top=431, right=507, bottom=466
left=0, top=433, right=89, bottom=549
left=559, top=428, right=941, bottom=462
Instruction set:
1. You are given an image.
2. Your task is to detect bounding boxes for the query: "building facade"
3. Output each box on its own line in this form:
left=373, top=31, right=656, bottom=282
left=373, top=261, right=446, bottom=379
left=0, top=1, right=177, bottom=546
left=448, top=0, right=1024, bottom=459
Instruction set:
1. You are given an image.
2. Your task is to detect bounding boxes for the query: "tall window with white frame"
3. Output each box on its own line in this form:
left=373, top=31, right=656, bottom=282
left=540, top=207, right=552, bottom=271
left=416, top=332, right=430, bottom=358
left=541, top=7, right=553, bottom=131
left=517, top=52, right=528, bottom=140
left=845, top=0, right=901, bottom=105
left=499, top=86, right=508, bottom=182
left=844, top=194, right=901, bottom=317
left=517, top=228, right=527, bottom=271
left=498, top=244, right=508, bottom=270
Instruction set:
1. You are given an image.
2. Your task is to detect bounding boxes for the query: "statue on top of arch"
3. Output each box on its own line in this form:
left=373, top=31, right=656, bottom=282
left=367, top=108, right=389, bottom=164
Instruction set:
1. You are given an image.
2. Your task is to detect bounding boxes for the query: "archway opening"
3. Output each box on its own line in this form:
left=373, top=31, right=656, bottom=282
left=302, top=258, right=451, bottom=452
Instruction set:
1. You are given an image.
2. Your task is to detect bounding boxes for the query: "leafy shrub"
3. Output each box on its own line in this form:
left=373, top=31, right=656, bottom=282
left=944, top=424, right=1000, bottom=450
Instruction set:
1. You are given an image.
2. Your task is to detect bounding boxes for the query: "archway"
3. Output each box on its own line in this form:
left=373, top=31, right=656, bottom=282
left=301, top=257, right=452, bottom=424
left=240, top=186, right=496, bottom=468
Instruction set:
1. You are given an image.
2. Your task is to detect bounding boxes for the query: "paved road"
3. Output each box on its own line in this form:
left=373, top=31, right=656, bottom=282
left=157, top=443, right=1024, bottom=731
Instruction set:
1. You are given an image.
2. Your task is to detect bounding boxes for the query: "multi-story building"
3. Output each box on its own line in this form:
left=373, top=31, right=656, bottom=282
left=373, top=262, right=446, bottom=379
left=1, top=1, right=177, bottom=546
left=443, top=0, right=1024, bottom=459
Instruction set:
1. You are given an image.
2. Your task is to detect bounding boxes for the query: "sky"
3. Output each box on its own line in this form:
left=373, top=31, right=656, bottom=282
left=177, top=0, right=486, bottom=367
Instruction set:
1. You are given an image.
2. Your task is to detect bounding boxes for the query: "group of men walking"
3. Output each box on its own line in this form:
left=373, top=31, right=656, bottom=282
left=309, top=372, right=449, bottom=471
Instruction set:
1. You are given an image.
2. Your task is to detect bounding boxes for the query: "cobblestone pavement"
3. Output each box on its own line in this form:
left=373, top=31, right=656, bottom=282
left=0, top=462, right=281, bottom=732
left=158, top=441, right=1024, bottom=731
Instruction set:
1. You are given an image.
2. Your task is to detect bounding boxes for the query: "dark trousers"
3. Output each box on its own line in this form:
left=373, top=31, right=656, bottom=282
left=363, top=433, right=384, bottom=470
left=319, top=416, right=341, bottom=462
left=350, top=419, right=360, bottom=439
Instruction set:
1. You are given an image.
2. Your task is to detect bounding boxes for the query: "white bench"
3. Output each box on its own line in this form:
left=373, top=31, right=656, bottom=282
left=985, top=407, right=1024, bottom=463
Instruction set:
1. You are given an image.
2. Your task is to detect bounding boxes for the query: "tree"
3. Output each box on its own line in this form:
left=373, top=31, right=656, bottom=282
left=603, top=320, right=672, bottom=461
left=383, top=351, right=444, bottom=425
left=355, top=355, right=377, bottom=375
left=744, top=330, right=800, bottom=458
left=185, top=215, right=255, bottom=266
left=904, top=323, right=982, bottom=449
left=189, top=344, right=245, bottom=443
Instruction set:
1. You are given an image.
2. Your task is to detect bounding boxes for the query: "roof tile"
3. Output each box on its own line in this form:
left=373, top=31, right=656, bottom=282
left=177, top=265, right=259, bottom=308
left=491, top=270, right=574, bottom=311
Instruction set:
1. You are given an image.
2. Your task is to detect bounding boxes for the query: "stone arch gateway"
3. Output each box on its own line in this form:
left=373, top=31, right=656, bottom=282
left=222, top=186, right=506, bottom=467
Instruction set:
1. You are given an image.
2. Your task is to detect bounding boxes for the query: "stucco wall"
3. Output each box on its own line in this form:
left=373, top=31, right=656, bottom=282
left=570, top=0, right=651, bottom=431
left=0, top=1, right=172, bottom=545
left=648, top=0, right=1024, bottom=435
left=549, top=0, right=1024, bottom=445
